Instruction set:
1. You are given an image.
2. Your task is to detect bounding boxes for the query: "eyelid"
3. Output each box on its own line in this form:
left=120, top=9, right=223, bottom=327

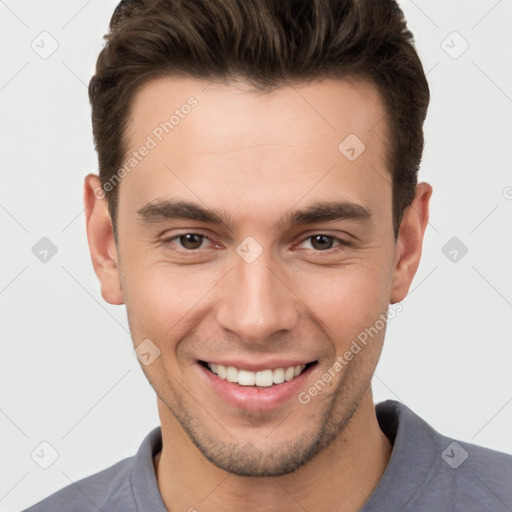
left=295, top=232, right=352, bottom=250
left=160, top=231, right=216, bottom=251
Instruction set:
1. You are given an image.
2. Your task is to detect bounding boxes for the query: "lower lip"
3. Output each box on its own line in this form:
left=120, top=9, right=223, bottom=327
left=199, top=363, right=315, bottom=412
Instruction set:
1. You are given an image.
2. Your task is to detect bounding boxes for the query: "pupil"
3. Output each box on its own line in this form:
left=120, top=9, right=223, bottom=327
left=181, top=234, right=202, bottom=250
left=312, top=235, right=332, bottom=250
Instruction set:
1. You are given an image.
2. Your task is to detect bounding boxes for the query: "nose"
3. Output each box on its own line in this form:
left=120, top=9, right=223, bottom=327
left=215, top=251, right=299, bottom=344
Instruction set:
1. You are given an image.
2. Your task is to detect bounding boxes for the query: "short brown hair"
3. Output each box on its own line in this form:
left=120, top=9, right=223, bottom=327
left=89, top=0, right=429, bottom=241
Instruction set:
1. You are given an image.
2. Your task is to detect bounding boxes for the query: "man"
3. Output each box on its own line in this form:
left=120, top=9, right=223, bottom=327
left=24, top=0, right=512, bottom=510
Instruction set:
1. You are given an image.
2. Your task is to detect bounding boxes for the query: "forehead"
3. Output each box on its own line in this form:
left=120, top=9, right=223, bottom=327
left=126, top=75, right=388, bottom=151
left=119, top=76, right=391, bottom=228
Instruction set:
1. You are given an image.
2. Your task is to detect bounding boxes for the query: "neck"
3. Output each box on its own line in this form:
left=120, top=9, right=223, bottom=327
left=154, top=388, right=392, bottom=512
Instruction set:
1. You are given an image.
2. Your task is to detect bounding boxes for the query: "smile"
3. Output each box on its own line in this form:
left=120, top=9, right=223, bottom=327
left=199, top=360, right=318, bottom=411
left=206, top=362, right=310, bottom=387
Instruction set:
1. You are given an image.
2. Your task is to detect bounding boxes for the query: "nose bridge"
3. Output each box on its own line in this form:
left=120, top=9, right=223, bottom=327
left=216, top=247, right=298, bottom=343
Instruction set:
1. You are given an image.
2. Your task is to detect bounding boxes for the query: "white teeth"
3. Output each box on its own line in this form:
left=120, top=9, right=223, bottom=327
left=273, top=368, right=285, bottom=384
left=255, top=369, right=274, bottom=387
left=238, top=369, right=255, bottom=386
left=207, top=363, right=307, bottom=387
left=217, top=364, right=227, bottom=379
left=284, top=366, right=295, bottom=382
left=225, top=366, right=238, bottom=383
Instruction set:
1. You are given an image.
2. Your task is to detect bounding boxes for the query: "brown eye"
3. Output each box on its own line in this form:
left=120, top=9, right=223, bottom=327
left=309, top=234, right=335, bottom=251
left=162, top=233, right=210, bottom=251
left=177, top=234, right=205, bottom=250
left=298, top=234, right=351, bottom=253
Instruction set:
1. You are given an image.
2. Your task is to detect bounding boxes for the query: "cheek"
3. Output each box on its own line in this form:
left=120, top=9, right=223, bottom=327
left=122, top=262, right=220, bottom=339
left=291, top=258, right=392, bottom=340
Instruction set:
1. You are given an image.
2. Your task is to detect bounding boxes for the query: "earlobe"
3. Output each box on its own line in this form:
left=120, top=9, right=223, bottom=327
left=390, top=182, right=433, bottom=304
left=83, top=174, right=124, bottom=305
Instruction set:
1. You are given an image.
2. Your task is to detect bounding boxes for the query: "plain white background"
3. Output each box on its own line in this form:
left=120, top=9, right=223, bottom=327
left=1, top=1, right=511, bottom=510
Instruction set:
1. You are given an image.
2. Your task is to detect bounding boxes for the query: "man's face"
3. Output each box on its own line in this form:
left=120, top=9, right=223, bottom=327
left=112, top=77, right=400, bottom=476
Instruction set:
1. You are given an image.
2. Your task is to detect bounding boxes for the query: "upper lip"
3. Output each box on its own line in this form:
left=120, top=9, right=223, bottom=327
left=200, top=359, right=315, bottom=372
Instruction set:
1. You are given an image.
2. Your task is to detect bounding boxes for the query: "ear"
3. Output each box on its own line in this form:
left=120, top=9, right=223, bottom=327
left=83, top=174, right=124, bottom=305
left=390, top=182, right=433, bottom=303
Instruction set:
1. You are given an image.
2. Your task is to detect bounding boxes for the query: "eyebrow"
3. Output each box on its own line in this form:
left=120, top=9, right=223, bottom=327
left=136, top=199, right=372, bottom=231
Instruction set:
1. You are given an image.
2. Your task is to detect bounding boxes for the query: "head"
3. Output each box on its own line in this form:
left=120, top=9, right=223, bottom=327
left=85, top=0, right=432, bottom=477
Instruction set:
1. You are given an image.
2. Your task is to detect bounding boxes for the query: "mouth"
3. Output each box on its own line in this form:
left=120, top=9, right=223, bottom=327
left=198, top=359, right=318, bottom=411
left=200, top=361, right=317, bottom=388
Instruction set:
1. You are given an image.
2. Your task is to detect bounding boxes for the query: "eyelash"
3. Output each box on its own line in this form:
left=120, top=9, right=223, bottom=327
left=160, top=232, right=352, bottom=255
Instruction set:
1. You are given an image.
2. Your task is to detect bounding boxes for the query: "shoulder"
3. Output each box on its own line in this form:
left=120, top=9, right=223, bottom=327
left=372, top=400, right=512, bottom=511
left=22, top=457, right=134, bottom=512
left=434, top=434, right=512, bottom=507
left=22, top=426, right=163, bottom=512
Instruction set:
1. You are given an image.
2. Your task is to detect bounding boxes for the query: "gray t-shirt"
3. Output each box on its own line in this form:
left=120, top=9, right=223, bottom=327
left=23, top=400, right=512, bottom=511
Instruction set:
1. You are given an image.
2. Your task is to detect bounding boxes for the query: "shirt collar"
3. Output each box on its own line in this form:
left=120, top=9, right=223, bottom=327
left=130, top=426, right=167, bottom=511
left=361, top=399, right=439, bottom=511
left=129, top=399, right=437, bottom=511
